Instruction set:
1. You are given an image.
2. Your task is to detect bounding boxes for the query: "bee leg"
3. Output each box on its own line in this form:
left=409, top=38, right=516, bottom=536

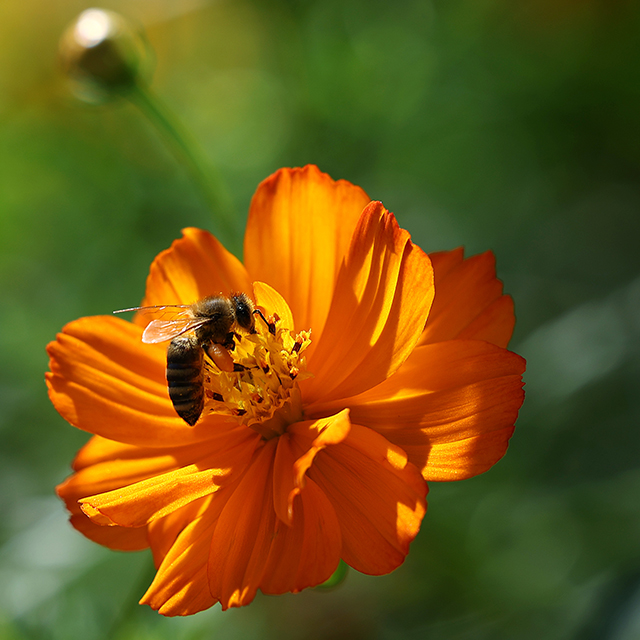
left=223, top=332, right=236, bottom=350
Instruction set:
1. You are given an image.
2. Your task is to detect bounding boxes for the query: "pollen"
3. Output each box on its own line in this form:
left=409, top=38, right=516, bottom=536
left=203, top=313, right=312, bottom=438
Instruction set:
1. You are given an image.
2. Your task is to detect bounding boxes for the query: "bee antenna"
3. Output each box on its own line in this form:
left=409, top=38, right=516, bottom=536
left=253, top=308, right=276, bottom=335
left=253, top=308, right=267, bottom=323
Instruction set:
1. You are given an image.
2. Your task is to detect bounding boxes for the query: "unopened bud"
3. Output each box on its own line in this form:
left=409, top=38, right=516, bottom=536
left=60, top=8, right=152, bottom=102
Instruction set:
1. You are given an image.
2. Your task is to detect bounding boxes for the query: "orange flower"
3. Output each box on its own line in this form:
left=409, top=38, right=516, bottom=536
left=48, top=165, right=525, bottom=615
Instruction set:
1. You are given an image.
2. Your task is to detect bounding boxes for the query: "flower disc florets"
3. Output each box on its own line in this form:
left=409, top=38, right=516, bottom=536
left=203, top=312, right=312, bottom=438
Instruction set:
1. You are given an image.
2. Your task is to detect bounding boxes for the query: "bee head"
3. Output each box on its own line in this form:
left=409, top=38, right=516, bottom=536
left=231, top=292, right=255, bottom=332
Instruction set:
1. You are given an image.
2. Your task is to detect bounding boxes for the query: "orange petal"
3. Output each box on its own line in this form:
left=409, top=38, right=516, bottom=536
left=253, top=281, right=295, bottom=331
left=208, top=436, right=343, bottom=609
left=308, top=423, right=427, bottom=575
left=142, top=462, right=337, bottom=617
left=271, top=432, right=302, bottom=527
left=69, top=434, right=229, bottom=472
left=81, top=468, right=223, bottom=528
left=46, top=315, right=233, bottom=446
left=259, top=477, right=341, bottom=596
left=68, top=512, right=149, bottom=551
left=60, top=451, right=190, bottom=509
left=71, top=435, right=150, bottom=471
left=57, top=488, right=148, bottom=552
left=57, top=435, right=202, bottom=552
left=208, top=441, right=278, bottom=609
left=272, top=410, right=351, bottom=526
left=310, top=340, right=525, bottom=481
left=140, top=227, right=252, bottom=310
left=302, top=202, right=434, bottom=404
left=421, top=249, right=515, bottom=348
left=57, top=436, right=239, bottom=550
left=57, top=441, right=151, bottom=551
left=414, top=427, right=516, bottom=482
left=147, top=492, right=219, bottom=568
left=141, top=495, right=223, bottom=616
left=78, top=427, right=259, bottom=527
left=244, top=165, right=371, bottom=336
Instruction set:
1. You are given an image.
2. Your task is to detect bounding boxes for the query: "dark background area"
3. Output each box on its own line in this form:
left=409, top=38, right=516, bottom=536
left=1, top=0, right=639, bottom=638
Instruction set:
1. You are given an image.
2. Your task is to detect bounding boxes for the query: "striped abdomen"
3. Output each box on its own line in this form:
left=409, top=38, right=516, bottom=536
left=166, top=335, right=204, bottom=426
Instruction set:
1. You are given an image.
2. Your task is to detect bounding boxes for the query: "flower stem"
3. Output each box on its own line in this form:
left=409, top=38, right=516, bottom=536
left=127, top=82, right=239, bottom=249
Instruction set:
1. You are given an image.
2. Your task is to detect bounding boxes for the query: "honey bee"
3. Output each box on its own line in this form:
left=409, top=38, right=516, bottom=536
left=115, top=293, right=256, bottom=426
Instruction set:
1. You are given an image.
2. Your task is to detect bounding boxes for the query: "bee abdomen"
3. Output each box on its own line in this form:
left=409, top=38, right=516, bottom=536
left=166, top=337, right=204, bottom=426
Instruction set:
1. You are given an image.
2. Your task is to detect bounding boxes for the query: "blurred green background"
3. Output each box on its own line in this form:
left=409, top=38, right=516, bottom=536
left=2, top=0, right=640, bottom=638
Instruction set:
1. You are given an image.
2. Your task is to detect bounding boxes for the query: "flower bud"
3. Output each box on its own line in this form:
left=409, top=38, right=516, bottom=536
left=59, top=8, right=152, bottom=102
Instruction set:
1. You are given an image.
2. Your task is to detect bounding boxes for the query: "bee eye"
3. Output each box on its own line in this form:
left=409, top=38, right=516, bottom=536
left=232, top=293, right=254, bottom=330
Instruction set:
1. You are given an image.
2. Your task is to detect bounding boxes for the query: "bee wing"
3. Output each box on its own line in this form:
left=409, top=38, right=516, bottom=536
left=115, top=304, right=191, bottom=329
left=113, top=304, right=192, bottom=318
left=114, top=304, right=209, bottom=343
left=142, top=317, right=210, bottom=344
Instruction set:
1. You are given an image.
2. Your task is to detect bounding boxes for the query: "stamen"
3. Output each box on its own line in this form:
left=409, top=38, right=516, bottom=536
left=203, top=312, right=312, bottom=438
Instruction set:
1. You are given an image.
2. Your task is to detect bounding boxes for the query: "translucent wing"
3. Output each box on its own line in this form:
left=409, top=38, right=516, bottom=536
left=113, top=304, right=192, bottom=319
left=142, top=316, right=211, bottom=343
left=113, top=304, right=208, bottom=344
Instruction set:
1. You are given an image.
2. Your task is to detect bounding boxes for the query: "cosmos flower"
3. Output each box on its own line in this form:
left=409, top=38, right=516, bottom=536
left=48, top=165, right=525, bottom=615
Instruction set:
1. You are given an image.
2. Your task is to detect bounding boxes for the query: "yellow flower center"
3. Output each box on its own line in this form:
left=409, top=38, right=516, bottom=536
left=202, top=313, right=312, bottom=439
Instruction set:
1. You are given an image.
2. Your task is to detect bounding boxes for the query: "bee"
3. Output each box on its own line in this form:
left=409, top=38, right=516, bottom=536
left=115, top=293, right=256, bottom=426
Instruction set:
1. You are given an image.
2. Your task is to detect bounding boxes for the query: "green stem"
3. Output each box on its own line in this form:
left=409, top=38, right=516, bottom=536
left=127, top=82, right=238, bottom=249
